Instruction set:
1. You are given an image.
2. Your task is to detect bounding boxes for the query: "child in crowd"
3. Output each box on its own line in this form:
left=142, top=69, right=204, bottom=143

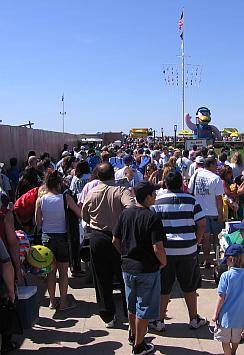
left=212, top=244, right=244, bottom=355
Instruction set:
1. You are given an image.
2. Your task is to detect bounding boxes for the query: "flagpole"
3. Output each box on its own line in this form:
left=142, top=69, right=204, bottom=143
left=62, top=94, right=65, bottom=133
left=60, top=93, right=66, bottom=133
left=181, top=12, right=185, bottom=130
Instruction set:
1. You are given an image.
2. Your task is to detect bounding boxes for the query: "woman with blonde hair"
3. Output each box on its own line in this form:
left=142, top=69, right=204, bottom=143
left=157, top=164, right=173, bottom=189
left=230, top=152, right=243, bottom=178
left=167, top=156, right=183, bottom=175
left=167, top=156, right=177, bottom=168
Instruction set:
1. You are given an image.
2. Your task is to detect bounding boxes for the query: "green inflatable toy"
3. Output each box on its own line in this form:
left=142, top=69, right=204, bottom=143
left=27, top=245, right=54, bottom=269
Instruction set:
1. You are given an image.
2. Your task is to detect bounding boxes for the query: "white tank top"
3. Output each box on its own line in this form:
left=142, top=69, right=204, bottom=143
left=40, top=194, right=66, bottom=234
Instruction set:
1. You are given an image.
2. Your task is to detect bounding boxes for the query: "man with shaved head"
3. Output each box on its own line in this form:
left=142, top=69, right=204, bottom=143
left=82, top=162, right=135, bottom=327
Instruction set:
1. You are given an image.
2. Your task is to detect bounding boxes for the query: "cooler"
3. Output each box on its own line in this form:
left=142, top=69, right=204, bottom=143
left=17, top=286, right=38, bottom=329
left=225, top=221, right=241, bottom=234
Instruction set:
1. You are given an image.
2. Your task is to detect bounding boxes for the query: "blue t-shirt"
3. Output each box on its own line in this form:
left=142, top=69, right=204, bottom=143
left=218, top=267, right=244, bottom=328
left=87, top=155, right=101, bottom=171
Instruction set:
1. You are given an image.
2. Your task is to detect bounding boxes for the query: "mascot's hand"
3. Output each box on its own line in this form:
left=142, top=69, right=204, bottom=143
left=185, top=113, right=191, bottom=121
left=185, top=113, right=196, bottom=131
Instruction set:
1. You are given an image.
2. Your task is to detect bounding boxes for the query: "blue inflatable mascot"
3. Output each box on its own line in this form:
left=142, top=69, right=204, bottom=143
left=185, top=107, right=222, bottom=142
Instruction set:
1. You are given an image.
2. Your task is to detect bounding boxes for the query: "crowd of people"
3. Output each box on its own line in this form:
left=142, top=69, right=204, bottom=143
left=0, top=139, right=244, bottom=355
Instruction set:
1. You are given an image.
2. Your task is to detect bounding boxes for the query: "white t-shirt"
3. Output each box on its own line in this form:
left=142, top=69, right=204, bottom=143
left=114, top=167, right=127, bottom=180
left=160, top=153, right=169, bottom=166
left=74, top=152, right=83, bottom=161
left=188, top=162, right=197, bottom=177
left=188, top=169, right=224, bottom=216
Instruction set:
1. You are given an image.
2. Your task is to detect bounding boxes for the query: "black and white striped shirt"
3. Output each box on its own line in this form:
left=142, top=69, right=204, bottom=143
left=151, top=191, right=205, bottom=256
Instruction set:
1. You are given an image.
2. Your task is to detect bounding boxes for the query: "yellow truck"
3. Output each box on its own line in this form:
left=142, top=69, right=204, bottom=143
left=129, top=128, right=150, bottom=138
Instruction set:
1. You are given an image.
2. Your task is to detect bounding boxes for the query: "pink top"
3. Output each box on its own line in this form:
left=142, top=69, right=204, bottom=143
left=78, top=179, right=100, bottom=205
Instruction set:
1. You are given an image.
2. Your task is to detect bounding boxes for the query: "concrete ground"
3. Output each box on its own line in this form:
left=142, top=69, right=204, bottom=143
left=13, top=268, right=243, bottom=355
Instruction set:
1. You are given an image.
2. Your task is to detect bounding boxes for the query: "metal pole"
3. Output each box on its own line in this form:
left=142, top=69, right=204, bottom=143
left=62, top=96, right=65, bottom=133
left=60, top=93, right=66, bottom=133
left=174, top=125, right=177, bottom=148
left=181, top=29, right=185, bottom=130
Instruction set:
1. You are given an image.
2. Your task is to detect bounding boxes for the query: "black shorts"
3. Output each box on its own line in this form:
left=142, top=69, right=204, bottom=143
left=161, top=254, right=201, bottom=295
left=42, top=233, right=69, bottom=263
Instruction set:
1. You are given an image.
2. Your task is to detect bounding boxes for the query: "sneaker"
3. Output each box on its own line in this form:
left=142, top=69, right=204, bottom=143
left=49, top=300, right=59, bottom=310
left=132, top=341, right=154, bottom=354
left=148, top=320, right=165, bottom=332
left=128, top=329, right=135, bottom=346
left=105, top=316, right=116, bottom=328
left=189, top=315, right=207, bottom=329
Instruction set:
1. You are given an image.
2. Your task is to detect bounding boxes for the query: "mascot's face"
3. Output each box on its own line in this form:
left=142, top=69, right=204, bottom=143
left=27, top=245, right=53, bottom=269
left=197, top=107, right=211, bottom=125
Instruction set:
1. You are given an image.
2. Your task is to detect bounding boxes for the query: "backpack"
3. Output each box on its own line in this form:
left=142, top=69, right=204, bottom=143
left=14, top=187, right=39, bottom=224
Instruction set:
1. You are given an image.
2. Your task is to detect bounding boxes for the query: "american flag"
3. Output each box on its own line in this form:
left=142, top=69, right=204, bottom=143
left=178, top=11, right=184, bottom=39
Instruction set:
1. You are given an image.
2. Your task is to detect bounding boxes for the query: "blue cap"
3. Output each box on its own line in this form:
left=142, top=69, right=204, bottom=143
left=221, top=244, right=244, bottom=264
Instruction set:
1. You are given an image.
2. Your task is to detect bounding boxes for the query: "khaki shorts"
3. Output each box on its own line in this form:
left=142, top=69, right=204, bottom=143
left=214, top=326, right=243, bottom=343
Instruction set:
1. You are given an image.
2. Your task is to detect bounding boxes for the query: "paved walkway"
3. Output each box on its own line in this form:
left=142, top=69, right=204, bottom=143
left=13, top=270, right=243, bottom=355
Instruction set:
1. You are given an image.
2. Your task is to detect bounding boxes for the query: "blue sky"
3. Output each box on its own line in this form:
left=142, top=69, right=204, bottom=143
left=0, top=0, right=243, bottom=135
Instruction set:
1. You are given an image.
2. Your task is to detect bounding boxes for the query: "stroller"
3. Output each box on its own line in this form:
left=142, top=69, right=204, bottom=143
left=214, top=220, right=244, bottom=285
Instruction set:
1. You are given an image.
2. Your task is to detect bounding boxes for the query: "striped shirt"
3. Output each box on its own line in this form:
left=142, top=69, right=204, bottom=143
left=151, top=191, right=205, bottom=256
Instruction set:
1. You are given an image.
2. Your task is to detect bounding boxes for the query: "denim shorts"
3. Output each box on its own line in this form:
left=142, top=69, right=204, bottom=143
left=205, top=216, right=223, bottom=235
left=123, top=270, right=160, bottom=320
